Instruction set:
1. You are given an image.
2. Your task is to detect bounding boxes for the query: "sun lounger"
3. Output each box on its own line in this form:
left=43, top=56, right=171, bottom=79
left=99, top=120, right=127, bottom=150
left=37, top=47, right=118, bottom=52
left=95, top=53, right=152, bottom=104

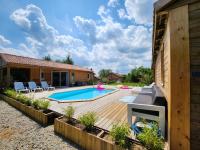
left=14, top=82, right=30, bottom=93
left=28, top=81, right=43, bottom=92
left=41, top=81, right=55, bottom=90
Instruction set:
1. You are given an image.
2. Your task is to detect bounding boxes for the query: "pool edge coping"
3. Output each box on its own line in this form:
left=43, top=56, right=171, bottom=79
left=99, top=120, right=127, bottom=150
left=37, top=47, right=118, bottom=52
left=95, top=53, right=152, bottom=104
left=47, top=88, right=119, bottom=103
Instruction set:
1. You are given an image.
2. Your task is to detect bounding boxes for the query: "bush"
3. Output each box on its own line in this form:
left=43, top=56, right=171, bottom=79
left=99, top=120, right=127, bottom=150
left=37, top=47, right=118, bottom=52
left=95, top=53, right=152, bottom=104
left=16, top=94, right=30, bottom=104
left=79, top=112, right=98, bottom=131
left=32, top=99, right=40, bottom=109
left=4, top=89, right=32, bottom=106
left=137, top=123, right=164, bottom=150
left=25, top=98, right=32, bottom=106
left=64, top=106, right=75, bottom=121
left=38, top=99, right=50, bottom=110
left=110, top=123, right=131, bottom=148
left=4, top=89, right=17, bottom=98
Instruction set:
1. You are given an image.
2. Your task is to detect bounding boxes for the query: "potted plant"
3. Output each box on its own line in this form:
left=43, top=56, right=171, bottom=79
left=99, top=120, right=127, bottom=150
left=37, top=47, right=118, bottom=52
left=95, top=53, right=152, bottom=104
left=110, top=123, right=131, bottom=149
left=63, top=106, right=75, bottom=124
left=38, top=99, right=51, bottom=113
left=78, top=112, right=98, bottom=132
left=137, top=123, right=164, bottom=150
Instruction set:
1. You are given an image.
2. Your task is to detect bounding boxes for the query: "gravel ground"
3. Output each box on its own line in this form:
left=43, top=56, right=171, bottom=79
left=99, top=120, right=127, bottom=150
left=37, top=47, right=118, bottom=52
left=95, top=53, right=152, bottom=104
left=0, top=100, right=81, bottom=150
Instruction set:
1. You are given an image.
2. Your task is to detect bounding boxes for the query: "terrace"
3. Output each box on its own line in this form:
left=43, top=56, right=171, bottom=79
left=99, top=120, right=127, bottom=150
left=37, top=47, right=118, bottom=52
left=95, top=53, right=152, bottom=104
left=27, top=85, right=135, bottom=131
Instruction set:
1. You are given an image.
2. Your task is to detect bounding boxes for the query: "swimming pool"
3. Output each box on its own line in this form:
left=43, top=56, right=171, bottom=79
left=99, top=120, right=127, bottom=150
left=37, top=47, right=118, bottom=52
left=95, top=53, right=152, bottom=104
left=48, top=88, right=115, bottom=102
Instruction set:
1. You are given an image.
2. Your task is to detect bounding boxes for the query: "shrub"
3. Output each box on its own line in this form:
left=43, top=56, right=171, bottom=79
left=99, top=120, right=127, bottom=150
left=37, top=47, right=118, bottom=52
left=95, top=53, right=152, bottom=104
left=4, top=89, right=17, bottom=98
left=16, top=94, right=27, bottom=104
left=137, top=123, right=164, bottom=150
left=38, top=99, right=50, bottom=110
left=79, top=112, right=98, bottom=131
left=110, top=123, right=131, bottom=148
left=64, top=106, right=75, bottom=121
left=24, top=97, right=32, bottom=106
left=32, top=99, right=40, bottom=109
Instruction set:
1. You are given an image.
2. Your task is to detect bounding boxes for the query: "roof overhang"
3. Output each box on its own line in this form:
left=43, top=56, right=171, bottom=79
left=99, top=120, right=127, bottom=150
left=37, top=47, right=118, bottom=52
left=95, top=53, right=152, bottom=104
left=152, top=9, right=168, bottom=69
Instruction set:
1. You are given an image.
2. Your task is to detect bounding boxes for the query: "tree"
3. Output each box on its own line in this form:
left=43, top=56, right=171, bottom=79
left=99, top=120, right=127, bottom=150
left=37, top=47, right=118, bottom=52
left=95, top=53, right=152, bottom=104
left=62, top=54, right=74, bottom=65
left=98, top=69, right=112, bottom=82
left=125, top=66, right=153, bottom=84
left=43, top=55, right=51, bottom=61
left=55, top=59, right=62, bottom=63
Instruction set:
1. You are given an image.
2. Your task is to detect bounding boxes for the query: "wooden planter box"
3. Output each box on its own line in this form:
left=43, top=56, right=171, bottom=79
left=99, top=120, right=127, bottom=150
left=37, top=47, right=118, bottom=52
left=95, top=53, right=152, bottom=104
left=54, top=117, right=145, bottom=150
left=0, top=94, right=59, bottom=126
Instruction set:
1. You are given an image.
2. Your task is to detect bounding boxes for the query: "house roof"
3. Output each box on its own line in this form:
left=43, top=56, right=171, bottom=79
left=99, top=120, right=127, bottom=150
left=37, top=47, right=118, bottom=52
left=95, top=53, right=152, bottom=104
left=0, top=53, right=92, bottom=72
left=154, top=0, right=175, bottom=12
left=109, top=72, right=123, bottom=78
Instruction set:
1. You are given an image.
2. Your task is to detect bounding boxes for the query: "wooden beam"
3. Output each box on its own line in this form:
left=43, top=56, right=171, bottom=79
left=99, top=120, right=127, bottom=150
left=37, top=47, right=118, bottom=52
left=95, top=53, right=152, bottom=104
left=169, top=5, right=190, bottom=150
left=6, top=67, right=10, bottom=87
left=154, top=0, right=175, bottom=12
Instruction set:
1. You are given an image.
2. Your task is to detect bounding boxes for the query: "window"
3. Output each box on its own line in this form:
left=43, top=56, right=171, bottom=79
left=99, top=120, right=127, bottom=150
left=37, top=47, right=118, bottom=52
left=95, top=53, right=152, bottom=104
left=88, top=73, right=90, bottom=79
left=0, top=69, right=2, bottom=81
left=71, top=72, right=75, bottom=83
left=161, top=44, right=165, bottom=87
left=40, top=70, right=45, bottom=81
left=10, top=68, right=30, bottom=82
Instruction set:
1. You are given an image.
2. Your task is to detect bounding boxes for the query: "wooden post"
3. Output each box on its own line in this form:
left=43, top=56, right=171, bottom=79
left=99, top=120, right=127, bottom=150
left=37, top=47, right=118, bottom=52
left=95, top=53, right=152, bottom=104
left=6, top=67, right=10, bottom=87
left=169, top=5, right=190, bottom=150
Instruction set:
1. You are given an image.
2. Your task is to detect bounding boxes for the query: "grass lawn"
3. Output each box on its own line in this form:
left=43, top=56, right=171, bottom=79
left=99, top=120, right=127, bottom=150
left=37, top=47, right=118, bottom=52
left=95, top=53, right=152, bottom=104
left=107, top=82, right=145, bottom=87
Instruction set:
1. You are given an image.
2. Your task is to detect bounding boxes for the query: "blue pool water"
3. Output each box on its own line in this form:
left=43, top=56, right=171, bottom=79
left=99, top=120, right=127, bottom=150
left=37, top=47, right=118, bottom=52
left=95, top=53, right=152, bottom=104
left=48, top=88, right=114, bottom=101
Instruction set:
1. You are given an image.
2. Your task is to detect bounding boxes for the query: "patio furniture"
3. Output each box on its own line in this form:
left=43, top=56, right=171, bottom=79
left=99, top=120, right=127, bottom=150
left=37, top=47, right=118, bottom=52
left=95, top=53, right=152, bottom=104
left=28, top=81, right=43, bottom=92
left=119, top=96, right=137, bottom=103
left=41, top=81, right=55, bottom=90
left=127, top=85, right=166, bottom=137
left=131, top=82, right=155, bottom=95
left=14, top=82, right=30, bottom=93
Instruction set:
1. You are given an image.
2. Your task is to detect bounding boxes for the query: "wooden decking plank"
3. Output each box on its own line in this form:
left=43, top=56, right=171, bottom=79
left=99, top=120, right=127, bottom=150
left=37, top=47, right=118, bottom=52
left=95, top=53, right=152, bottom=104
left=103, top=104, right=127, bottom=129
left=96, top=103, right=124, bottom=128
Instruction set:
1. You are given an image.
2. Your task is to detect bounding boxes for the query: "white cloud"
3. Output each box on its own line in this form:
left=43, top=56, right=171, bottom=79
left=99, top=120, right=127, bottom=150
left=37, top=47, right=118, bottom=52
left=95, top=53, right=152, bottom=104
left=118, top=9, right=128, bottom=19
left=119, top=0, right=154, bottom=25
left=6, top=3, right=152, bottom=74
left=9, top=4, right=91, bottom=67
left=0, top=35, right=11, bottom=46
left=108, top=0, right=118, bottom=7
left=74, top=7, right=152, bottom=73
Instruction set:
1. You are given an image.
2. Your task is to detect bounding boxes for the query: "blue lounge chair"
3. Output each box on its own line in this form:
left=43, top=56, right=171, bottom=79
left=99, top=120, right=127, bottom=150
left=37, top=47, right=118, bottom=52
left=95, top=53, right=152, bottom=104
left=28, top=81, right=43, bottom=92
left=41, top=81, right=55, bottom=90
left=14, top=82, right=30, bottom=93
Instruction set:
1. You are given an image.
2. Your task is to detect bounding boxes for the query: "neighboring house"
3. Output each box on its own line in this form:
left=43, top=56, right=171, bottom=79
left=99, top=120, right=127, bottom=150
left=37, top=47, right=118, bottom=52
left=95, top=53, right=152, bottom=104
left=93, top=76, right=100, bottom=82
left=107, top=72, right=123, bottom=82
left=0, top=53, right=93, bottom=87
left=153, top=0, right=200, bottom=149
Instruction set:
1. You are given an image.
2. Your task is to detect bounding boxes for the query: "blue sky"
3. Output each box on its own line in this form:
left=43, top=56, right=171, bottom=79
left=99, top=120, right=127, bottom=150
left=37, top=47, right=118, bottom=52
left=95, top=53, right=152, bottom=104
left=0, top=0, right=154, bottom=74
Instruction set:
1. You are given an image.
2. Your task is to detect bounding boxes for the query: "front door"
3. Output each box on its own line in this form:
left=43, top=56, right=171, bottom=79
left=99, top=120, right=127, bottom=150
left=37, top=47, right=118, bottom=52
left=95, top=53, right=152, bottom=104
left=52, top=72, right=60, bottom=86
left=52, top=71, right=69, bottom=87
left=61, top=72, right=67, bottom=86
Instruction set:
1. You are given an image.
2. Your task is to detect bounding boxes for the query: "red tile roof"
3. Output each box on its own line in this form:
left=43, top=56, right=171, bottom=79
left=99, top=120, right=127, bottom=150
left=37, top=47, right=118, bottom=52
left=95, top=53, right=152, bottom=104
left=0, top=53, right=92, bottom=72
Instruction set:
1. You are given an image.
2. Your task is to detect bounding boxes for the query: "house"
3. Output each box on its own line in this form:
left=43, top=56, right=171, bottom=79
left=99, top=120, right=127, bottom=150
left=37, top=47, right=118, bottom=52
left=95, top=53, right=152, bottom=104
left=153, top=0, right=200, bottom=149
left=107, top=72, right=123, bottom=82
left=0, top=53, right=94, bottom=87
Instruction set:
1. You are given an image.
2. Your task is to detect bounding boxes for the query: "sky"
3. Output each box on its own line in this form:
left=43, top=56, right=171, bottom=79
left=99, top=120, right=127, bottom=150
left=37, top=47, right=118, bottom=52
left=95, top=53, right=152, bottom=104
left=0, top=0, right=155, bottom=74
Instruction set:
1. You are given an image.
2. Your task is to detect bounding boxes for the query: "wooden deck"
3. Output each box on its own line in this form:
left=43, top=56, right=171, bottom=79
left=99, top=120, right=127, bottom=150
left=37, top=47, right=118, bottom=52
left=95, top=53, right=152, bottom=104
left=31, top=86, right=136, bottom=131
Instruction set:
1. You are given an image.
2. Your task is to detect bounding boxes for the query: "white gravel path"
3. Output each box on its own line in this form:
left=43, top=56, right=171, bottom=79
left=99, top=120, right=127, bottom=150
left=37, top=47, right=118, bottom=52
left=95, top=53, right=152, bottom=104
left=0, top=100, right=81, bottom=150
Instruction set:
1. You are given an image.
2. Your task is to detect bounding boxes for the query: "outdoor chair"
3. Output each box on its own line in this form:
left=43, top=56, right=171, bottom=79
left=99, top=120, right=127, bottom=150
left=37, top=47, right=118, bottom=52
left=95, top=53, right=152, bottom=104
left=41, top=81, right=55, bottom=91
left=131, top=82, right=155, bottom=95
left=127, top=85, right=166, bottom=137
left=14, top=82, right=30, bottom=93
left=28, top=81, right=43, bottom=92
